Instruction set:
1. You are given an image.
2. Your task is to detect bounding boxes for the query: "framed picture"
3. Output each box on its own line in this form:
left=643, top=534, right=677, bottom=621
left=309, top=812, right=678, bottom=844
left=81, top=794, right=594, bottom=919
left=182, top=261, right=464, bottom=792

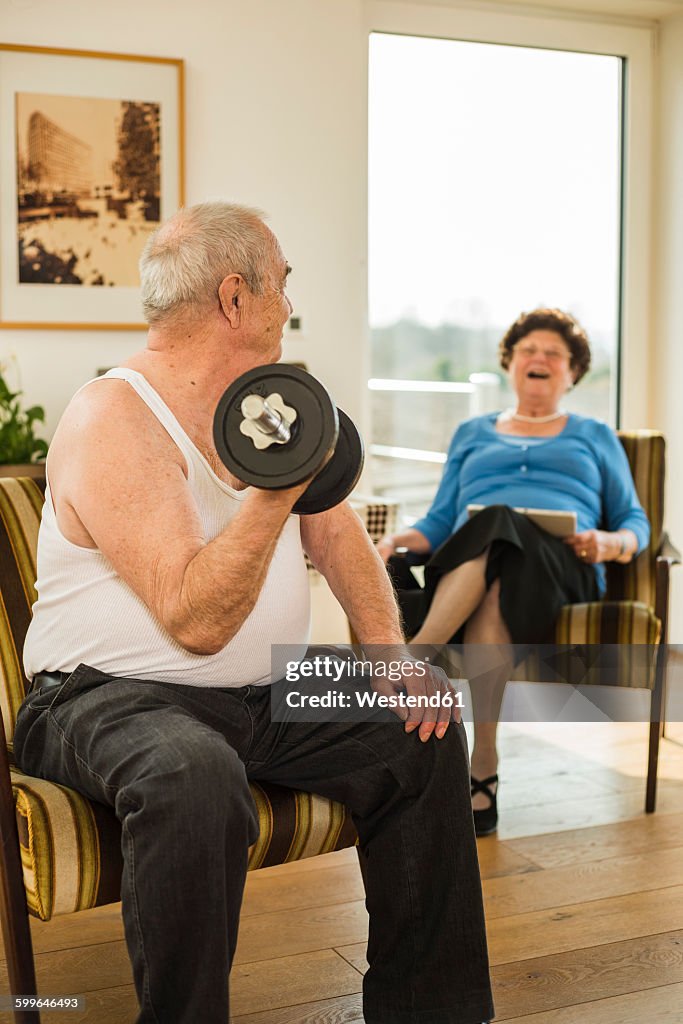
left=0, top=43, right=184, bottom=330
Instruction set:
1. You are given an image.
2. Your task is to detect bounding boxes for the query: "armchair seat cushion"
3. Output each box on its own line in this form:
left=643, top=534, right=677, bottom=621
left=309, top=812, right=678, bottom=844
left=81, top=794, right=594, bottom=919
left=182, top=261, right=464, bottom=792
left=12, top=767, right=357, bottom=922
left=554, top=600, right=661, bottom=648
left=509, top=600, right=661, bottom=690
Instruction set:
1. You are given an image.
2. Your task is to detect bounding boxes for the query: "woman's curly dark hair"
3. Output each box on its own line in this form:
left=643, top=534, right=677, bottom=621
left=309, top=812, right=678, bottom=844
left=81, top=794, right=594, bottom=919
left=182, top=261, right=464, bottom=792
left=498, top=308, right=591, bottom=385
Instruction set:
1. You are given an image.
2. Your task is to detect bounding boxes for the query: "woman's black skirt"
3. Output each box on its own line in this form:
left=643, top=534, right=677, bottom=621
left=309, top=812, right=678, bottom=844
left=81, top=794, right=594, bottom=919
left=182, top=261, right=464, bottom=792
left=388, top=505, right=600, bottom=645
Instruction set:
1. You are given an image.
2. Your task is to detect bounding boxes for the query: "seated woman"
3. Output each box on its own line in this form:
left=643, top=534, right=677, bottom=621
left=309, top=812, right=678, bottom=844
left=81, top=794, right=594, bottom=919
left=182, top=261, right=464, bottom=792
left=376, top=308, right=650, bottom=835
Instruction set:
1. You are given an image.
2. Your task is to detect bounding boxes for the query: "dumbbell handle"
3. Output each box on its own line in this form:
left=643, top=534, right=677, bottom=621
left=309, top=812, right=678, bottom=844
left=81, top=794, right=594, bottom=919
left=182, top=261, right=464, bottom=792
left=214, top=363, right=363, bottom=510
left=241, top=394, right=291, bottom=443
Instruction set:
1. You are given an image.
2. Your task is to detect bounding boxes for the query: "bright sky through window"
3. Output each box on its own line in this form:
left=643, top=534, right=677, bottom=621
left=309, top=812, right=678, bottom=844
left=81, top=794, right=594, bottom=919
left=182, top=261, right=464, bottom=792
left=368, top=33, right=622, bottom=335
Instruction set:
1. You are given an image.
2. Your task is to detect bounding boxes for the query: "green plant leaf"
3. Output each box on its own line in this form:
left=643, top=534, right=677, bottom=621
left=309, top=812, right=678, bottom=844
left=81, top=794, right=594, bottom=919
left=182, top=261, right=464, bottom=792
left=0, top=371, right=49, bottom=465
left=24, top=405, right=46, bottom=423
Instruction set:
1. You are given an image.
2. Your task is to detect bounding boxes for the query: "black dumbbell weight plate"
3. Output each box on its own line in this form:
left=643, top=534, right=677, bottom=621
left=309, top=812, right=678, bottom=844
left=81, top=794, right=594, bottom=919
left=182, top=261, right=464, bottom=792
left=293, top=408, right=365, bottom=515
left=213, top=365, right=339, bottom=489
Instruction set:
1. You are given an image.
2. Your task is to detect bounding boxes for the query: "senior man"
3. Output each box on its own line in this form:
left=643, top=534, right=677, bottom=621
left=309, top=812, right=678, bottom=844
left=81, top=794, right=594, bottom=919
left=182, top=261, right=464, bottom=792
left=13, top=202, right=493, bottom=1024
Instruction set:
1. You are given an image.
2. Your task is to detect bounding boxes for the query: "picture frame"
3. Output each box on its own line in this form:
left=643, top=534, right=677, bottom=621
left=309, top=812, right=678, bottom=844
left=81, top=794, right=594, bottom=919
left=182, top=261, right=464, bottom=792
left=0, top=43, right=185, bottom=330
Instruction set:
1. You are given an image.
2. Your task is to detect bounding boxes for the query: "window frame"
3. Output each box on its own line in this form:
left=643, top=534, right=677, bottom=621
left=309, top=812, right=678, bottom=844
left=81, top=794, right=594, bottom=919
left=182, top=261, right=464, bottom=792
left=363, top=1, right=655, bottom=430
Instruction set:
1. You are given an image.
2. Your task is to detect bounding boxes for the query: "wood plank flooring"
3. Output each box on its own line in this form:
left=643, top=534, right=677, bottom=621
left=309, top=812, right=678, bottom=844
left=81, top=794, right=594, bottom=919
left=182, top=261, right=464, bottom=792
left=1, top=721, right=682, bottom=1022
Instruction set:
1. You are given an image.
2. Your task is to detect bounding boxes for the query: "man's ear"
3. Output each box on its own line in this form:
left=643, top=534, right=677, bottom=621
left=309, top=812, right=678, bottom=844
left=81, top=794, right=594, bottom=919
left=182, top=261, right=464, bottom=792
left=218, top=274, right=243, bottom=328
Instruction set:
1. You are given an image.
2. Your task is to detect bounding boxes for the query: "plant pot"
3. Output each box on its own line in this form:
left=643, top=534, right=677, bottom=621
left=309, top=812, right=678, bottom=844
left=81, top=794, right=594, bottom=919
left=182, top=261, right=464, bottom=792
left=0, top=464, right=46, bottom=480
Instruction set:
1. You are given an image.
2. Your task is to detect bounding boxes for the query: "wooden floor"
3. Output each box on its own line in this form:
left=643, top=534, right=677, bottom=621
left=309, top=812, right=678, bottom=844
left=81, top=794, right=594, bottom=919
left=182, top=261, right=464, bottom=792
left=2, top=721, right=683, bottom=1023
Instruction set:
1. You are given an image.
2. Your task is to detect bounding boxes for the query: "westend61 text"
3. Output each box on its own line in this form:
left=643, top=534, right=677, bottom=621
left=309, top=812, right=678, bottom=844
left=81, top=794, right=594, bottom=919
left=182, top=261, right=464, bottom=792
left=285, top=690, right=465, bottom=709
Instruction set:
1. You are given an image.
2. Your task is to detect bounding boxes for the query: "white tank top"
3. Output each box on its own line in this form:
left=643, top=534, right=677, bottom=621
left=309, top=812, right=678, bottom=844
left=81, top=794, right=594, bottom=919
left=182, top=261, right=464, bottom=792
left=23, top=368, right=311, bottom=686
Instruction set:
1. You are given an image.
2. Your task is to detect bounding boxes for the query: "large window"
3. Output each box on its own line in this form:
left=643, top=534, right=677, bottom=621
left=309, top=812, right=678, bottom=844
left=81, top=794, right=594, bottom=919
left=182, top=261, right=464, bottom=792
left=368, top=32, right=623, bottom=519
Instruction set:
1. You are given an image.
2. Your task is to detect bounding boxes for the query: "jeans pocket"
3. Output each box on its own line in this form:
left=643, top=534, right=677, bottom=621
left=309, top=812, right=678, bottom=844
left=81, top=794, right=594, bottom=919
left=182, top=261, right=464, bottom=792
left=26, top=690, right=59, bottom=713
left=16, top=665, right=94, bottom=776
left=27, top=663, right=89, bottom=713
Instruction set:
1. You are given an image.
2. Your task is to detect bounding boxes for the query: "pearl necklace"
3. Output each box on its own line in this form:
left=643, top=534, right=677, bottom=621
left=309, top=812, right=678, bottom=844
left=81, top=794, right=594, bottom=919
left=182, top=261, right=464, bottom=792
left=502, top=408, right=567, bottom=424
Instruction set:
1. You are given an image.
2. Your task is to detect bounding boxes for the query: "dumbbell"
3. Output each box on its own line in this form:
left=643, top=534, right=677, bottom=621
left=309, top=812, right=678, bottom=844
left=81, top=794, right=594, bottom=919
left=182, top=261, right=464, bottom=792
left=213, top=364, right=364, bottom=514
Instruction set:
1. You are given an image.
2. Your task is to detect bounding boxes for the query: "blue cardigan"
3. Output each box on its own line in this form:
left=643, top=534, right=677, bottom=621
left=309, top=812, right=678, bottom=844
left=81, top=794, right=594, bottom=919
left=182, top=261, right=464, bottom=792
left=412, top=413, right=651, bottom=594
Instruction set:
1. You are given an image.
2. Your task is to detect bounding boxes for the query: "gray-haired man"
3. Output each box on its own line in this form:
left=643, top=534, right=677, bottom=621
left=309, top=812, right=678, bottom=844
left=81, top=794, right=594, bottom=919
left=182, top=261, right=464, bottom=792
left=15, top=203, right=493, bottom=1024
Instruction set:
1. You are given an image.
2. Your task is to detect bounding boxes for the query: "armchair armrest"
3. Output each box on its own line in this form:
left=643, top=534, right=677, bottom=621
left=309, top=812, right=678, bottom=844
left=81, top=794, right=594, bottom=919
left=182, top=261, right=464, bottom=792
left=655, top=532, right=681, bottom=641
left=657, top=531, right=681, bottom=567
left=391, top=549, right=430, bottom=568
left=0, top=706, right=39, bottom=1006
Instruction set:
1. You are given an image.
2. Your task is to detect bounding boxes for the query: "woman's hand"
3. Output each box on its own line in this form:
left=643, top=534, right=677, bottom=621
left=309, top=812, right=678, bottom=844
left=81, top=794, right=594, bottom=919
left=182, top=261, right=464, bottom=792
left=376, top=537, right=396, bottom=564
left=564, top=529, right=634, bottom=564
left=375, top=527, right=433, bottom=565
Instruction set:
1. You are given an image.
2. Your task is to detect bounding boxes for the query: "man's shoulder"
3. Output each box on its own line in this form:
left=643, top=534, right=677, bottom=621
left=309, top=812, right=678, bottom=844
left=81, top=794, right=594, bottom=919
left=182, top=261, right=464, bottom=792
left=52, top=376, right=181, bottom=471
left=65, top=373, right=162, bottom=432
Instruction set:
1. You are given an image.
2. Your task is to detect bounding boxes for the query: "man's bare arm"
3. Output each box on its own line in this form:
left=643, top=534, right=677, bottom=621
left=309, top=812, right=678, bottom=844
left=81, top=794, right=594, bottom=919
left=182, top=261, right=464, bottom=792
left=50, top=381, right=306, bottom=655
left=302, top=504, right=459, bottom=739
left=300, top=503, right=404, bottom=645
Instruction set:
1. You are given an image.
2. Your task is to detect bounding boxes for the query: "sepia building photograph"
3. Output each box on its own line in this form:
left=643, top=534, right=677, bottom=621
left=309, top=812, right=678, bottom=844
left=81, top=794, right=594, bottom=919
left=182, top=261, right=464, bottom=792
left=15, top=92, right=161, bottom=287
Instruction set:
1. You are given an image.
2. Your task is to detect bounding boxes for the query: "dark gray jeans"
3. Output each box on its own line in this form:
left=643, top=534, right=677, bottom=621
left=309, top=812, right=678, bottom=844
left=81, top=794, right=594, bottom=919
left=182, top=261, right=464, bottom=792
left=13, top=664, right=494, bottom=1024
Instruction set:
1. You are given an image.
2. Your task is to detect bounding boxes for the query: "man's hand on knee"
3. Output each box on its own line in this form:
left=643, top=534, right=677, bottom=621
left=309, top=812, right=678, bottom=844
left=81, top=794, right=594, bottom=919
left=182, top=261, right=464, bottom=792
left=366, top=646, right=461, bottom=742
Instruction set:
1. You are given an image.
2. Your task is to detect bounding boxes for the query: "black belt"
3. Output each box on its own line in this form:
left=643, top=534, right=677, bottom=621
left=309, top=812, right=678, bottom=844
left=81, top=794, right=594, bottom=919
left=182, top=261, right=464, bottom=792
left=29, top=670, right=71, bottom=695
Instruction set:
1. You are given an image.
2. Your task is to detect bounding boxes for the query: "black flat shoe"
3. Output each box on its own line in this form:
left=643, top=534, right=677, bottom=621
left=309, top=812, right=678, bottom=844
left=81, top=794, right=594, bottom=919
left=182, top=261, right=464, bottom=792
left=471, top=774, right=498, bottom=837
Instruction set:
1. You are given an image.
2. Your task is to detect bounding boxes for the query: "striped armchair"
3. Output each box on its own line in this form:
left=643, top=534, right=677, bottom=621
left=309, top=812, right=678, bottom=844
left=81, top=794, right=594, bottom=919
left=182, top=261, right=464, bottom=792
left=377, top=431, right=677, bottom=815
left=508, top=431, right=678, bottom=813
left=0, top=477, right=357, bottom=1023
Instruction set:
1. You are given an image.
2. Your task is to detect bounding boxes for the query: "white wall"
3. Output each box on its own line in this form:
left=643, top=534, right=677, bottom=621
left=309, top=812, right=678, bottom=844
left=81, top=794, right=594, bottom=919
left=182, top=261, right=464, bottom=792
left=0, top=0, right=368, bottom=435
left=654, top=11, right=683, bottom=641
